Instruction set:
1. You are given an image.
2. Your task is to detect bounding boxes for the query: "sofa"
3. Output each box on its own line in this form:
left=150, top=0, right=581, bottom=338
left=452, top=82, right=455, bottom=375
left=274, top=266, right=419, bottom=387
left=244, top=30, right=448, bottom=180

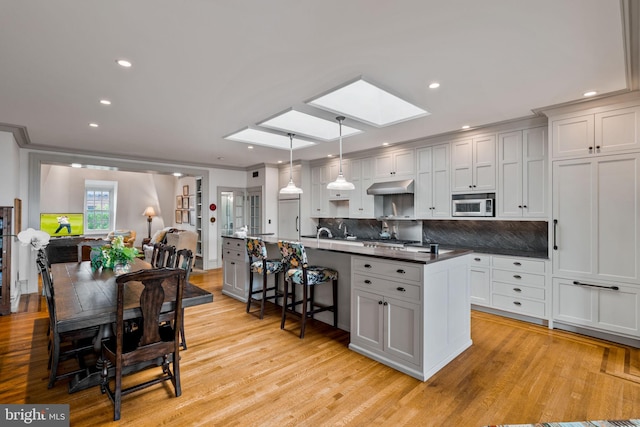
left=107, top=230, right=137, bottom=248
left=143, top=227, right=197, bottom=266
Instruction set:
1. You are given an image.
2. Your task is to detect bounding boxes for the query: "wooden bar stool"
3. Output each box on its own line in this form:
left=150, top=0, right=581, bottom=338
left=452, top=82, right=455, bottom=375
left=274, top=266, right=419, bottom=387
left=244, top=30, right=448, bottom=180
left=278, top=240, right=338, bottom=338
left=245, top=238, right=284, bottom=319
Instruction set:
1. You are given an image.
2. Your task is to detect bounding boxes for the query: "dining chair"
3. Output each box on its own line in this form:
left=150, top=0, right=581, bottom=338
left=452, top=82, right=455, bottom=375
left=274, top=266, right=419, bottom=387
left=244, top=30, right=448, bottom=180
left=245, top=238, right=285, bottom=319
left=151, top=243, right=176, bottom=268
left=278, top=241, right=338, bottom=338
left=172, top=248, right=193, bottom=349
left=37, top=255, right=97, bottom=388
left=100, top=267, right=186, bottom=421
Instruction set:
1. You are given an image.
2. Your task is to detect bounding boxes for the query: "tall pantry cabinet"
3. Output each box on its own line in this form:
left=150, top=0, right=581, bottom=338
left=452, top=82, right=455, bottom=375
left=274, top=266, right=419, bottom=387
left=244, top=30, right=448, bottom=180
left=549, top=100, right=640, bottom=339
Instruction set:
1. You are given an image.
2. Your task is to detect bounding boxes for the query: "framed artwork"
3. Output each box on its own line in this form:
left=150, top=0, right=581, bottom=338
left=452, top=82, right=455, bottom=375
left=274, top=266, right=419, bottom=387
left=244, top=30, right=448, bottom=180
left=182, top=210, right=189, bottom=224
left=176, top=195, right=183, bottom=207
left=182, top=197, right=189, bottom=209
left=175, top=210, right=182, bottom=224
left=189, top=211, right=196, bottom=226
left=189, top=196, right=195, bottom=209
left=183, top=185, right=189, bottom=196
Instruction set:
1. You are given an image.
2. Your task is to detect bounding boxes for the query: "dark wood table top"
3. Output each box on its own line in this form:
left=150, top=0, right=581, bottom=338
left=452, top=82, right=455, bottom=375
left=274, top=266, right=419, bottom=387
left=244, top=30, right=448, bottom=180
left=52, top=259, right=213, bottom=333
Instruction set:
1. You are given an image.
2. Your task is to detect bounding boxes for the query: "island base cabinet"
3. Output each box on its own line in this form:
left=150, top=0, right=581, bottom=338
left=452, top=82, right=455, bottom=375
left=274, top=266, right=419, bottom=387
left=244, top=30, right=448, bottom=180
left=222, top=237, right=248, bottom=302
left=552, top=278, right=640, bottom=338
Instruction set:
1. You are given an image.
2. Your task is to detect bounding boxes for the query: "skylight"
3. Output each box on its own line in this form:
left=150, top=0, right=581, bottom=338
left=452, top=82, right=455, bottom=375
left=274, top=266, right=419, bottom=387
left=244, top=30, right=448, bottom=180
left=224, top=128, right=316, bottom=150
left=259, top=110, right=361, bottom=141
left=308, top=78, right=430, bottom=127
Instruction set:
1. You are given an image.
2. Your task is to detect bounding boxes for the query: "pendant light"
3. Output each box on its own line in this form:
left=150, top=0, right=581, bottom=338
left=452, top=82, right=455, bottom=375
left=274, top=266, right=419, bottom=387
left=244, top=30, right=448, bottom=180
left=279, top=133, right=303, bottom=194
left=327, top=116, right=355, bottom=190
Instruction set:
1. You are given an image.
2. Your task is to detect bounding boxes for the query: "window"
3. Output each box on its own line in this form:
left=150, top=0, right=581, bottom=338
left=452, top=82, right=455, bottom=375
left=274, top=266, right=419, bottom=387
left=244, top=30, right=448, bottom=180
left=85, top=180, right=117, bottom=234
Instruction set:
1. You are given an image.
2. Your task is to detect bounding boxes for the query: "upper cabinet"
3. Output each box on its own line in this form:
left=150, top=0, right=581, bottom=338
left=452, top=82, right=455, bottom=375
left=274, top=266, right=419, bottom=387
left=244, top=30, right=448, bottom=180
left=551, top=105, right=640, bottom=159
left=497, top=127, right=547, bottom=218
left=328, top=159, right=351, bottom=201
left=310, top=164, right=331, bottom=217
left=451, top=135, right=496, bottom=192
left=349, top=158, right=375, bottom=218
left=415, top=144, right=450, bottom=218
left=374, top=148, right=415, bottom=179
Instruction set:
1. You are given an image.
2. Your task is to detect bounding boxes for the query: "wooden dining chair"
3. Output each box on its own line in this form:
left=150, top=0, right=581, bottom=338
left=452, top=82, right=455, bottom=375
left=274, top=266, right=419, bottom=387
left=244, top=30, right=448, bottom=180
left=151, top=243, right=176, bottom=268
left=37, top=255, right=98, bottom=388
left=172, top=249, right=193, bottom=349
left=100, top=267, right=186, bottom=421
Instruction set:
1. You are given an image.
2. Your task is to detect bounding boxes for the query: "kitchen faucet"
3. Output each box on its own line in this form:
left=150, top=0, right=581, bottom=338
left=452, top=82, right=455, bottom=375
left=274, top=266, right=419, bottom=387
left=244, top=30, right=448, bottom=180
left=338, top=222, right=348, bottom=237
left=317, top=227, right=333, bottom=239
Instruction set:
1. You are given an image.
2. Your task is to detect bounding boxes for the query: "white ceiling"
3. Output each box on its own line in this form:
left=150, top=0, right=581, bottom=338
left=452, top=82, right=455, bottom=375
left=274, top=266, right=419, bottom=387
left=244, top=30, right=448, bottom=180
left=0, top=0, right=634, bottom=169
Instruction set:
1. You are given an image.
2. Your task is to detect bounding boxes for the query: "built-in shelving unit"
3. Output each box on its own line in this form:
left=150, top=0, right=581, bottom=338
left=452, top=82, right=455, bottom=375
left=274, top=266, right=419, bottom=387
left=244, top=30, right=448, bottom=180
left=195, top=177, right=203, bottom=269
left=0, top=206, right=13, bottom=315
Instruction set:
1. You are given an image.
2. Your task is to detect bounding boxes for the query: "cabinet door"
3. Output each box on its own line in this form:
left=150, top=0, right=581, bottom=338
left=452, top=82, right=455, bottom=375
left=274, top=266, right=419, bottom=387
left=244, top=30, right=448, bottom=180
left=595, top=106, right=640, bottom=154
left=473, top=135, right=496, bottom=191
left=415, top=147, right=433, bottom=218
left=384, top=296, right=421, bottom=365
left=552, top=114, right=594, bottom=158
left=328, top=160, right=351, bottom=200
left=451, top=139, right=473, bottom=191
left=394, top=149, right=416, bottom=177
left=432, top=144, right=451, bottom=217
left=522, top=127, right=547, bottom=217
left=497, top=131, right=523, bottom=217
left=311, top=165, right=330, bottom=217
left=374, top=153, right=394, bottom=178
left=349, top=158, right=375, bottom=218
left=352, top=289, right=384, bottom=350
left=470, top=266, right=490, bottom=306
left=360, top=158, right=375, bottom=217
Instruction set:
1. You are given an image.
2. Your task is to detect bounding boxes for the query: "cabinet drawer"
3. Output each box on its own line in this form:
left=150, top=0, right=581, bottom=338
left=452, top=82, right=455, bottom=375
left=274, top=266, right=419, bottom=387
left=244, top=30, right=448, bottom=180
left=492, top=294, right=545, bottom=317
left=469, top=254, right=491, bottom=267
left=352, top=273, right=421, bottom=302
left=492, top=256, right=545, bottom=273
left=492, top=269, right=545, bottom=287
left=492, top=281, right=545, bottom=300
left=352, top=257, right=422, bottom=283
left=223, top=248, right=245, bottom=261
left=224, top=238, right=245, bottom=250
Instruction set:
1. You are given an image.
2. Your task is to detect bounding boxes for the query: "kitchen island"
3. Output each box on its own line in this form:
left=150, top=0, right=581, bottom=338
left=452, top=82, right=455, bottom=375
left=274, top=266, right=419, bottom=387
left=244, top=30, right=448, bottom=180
left=222, top=235, right=473, bottom=381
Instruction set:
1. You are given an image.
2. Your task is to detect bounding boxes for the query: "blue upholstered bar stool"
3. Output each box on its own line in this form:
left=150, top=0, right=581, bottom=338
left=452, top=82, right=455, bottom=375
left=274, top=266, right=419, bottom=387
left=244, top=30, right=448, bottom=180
left=278, top=240, right=338, bottom=338
left=245, top=238, right=285, bottom=319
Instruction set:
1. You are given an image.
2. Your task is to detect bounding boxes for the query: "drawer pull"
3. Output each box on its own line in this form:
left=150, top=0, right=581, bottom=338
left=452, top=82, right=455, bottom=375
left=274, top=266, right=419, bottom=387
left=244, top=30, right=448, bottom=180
left=364, top=264, right=372, bottom=269
left=513, top=301, right=522, bottom=306
left=230, top=262, right=235, bottom=265
left=396, top=287, right=406, bottom=292
left=378, top=300, right=383, bottom=305
left=513, top=288, right=522, bottom=292
left=513, top=262, right=522, bottom=266
left=383, top=301, right=388, bottom=306
left=572, top=280, right=619, bottom=291
left=474, top=257, right=481, bottom=262
left=513, top=275, right=521, bottom=279
left=396, top=269, right=406, bottom=274
left=364, top=279, right=372, bottom=284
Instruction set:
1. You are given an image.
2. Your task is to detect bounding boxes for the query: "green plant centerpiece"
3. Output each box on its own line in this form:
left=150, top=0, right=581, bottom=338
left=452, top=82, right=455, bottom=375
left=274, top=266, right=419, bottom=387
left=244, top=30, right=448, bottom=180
left=90, top=235, right=138, bottom=271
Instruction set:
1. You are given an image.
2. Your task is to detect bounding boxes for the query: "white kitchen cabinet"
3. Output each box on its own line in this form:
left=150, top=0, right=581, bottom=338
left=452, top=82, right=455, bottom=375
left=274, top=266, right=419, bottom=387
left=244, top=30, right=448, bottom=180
left=451, top=135, right=496, bottom=192
left=328, top=159, right=351, bottom=200
left=491, top=255, right=547, bottom=319
left=416, top=144, right=450, bottom=218
left=374, top=148, right=415, bottom=179
left=553, top=277, right=640, bottom=338
left=469, top=254, right=490, bottom=306
left=222, top=237, right=248, bottom=301
left=310, top=164, right=330, bottom=217
left=551, top=105, right=640, bottom=159
left=497, top=127, right=546, bottom=218
left=348, top=157, right=375, bottom=218
left=278, top=163, right=302, bottom=197
left=552, top=154, right=640, bottom=284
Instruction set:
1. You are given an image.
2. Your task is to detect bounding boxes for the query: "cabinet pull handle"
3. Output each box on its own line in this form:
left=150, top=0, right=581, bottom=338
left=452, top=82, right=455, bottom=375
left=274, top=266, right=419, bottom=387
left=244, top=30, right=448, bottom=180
left=588, top=146, right=593, bottom=151
left=230, top=262, right=235, bottom=265
left=572, top=280, right=619, bottom=291
left=553, top=219, right=558, bottom=250
left=364, top=264, right=372, bottom=269
left=518, top=205, right=522, bottom=208
left=383, top=301, right=388, bottom=306
left=396, top=269, right=406, bottom=274
left=513, top=301, right=522, bottom=306
left=364, top=279, right=372, bottom=284
left=296, top=216, right=299, bottom=232
left=513, top=262, right=522, bottom=266
left=513, top=275, right=521, bottom=279
left=396, top=287, right=406, bottom=292
left=474, top=257, right=481, bottom=262
left=378, top=300, right=383, bottom=305
left=513, top=288, right=522, bottom=292
left=523, top=205, right=527, bottom=208
left=596, top=145, right=601, bottom=150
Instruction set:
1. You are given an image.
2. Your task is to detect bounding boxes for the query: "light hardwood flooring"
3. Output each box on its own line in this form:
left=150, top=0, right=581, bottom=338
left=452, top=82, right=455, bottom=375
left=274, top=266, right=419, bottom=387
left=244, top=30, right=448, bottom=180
left=2, top=268, right=640, bottom=426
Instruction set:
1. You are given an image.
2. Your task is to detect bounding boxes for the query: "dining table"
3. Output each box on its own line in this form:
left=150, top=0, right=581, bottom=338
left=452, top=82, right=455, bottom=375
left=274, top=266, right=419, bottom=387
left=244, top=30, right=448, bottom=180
left=50, top=258, right=213, bottom=393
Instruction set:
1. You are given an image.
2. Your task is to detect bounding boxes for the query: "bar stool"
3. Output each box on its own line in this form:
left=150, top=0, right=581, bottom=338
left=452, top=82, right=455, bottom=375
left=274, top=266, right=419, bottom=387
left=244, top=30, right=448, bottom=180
left=245, top=238, right=284, bottom=319
left=278, top=240, right=338, bottom=338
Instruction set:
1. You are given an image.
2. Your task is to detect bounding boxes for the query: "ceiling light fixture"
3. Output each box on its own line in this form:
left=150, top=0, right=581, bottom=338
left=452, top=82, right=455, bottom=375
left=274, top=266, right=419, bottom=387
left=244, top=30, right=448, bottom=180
left=428, top=82, right=440, bottom=89
left=100, top=99, right=111, bottom=105
left=280, top=133, right=303, bottom=195
left=116, top=59, right=132, bottom=68
left=327, top=116, right=355, bottom=191
left=461, top=125, right=470, bottom=130
left=71, top=163, right=82, bottom=168
left=583, top=91, right=597, bottom=97
left=89, top=123, right=99, bottom=128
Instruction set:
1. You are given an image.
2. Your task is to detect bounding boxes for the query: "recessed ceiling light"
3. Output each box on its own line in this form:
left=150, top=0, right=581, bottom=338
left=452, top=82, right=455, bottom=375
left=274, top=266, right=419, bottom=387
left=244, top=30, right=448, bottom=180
left=259, top=109, right=361, bottom=141
left=583, top=91, right=597, bottom=97
left=277, top=160, right=283, bottom=164
left=71, top=163, right=82, bottom=168
left=248, top=146, right=254, bottom=150
left=89, top=123, right=99, bottom=128
left=217, top=157, right=224, bottom=160
left=308, top=77, right=430, bottom=127
left=382, top=142, right=390, bottom=146
left=462, top=125, right=470, bottom=130
left=428, top=82, right=440, bottom=89
left=116, top=59, right=132, bottom=68
left=327, top=154, right=334, bottom=158
left=224, top=128, right=316, bottom=150
left=173, top=172, right=183, bottom=177
left=99, top=99, right=111, bottom=105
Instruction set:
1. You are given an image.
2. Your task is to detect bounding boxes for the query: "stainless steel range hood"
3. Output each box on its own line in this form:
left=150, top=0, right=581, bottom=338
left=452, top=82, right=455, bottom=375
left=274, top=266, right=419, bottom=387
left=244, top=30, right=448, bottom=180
left=366, top=179, right=414, bottom=195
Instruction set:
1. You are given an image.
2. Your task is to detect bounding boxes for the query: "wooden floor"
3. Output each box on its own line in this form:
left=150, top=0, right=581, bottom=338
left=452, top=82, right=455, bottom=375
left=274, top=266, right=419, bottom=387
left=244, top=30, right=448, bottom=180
left=2, top=269, right=640, bottom=426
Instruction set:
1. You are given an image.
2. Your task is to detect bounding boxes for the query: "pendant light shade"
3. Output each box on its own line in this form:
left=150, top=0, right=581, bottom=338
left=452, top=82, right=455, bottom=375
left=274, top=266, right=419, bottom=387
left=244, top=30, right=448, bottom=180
left=327, top=116, right=355, bottom=190
left=280, top=133, right=303, bottom=194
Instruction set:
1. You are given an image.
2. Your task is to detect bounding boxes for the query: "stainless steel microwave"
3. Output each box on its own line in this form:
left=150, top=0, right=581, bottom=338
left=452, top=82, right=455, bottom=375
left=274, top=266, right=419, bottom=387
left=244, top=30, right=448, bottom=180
left=452, top=193, right=495, bottom=217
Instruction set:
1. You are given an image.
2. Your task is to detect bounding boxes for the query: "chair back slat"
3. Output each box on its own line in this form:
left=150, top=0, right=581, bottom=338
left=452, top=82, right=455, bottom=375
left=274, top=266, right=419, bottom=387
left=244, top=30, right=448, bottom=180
left=152, top=244, right=176, bottom=268
left=173, top=249, right=193, bottom=282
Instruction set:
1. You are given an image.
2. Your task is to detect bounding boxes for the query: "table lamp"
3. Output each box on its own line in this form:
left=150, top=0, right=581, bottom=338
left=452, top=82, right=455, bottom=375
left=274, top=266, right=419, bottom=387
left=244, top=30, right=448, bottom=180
left=143, top=206, right=156, bottom=239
